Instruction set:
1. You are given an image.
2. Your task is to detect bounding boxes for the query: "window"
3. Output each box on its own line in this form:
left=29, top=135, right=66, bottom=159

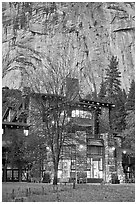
left=2, top=128, right=4, bottom=134
left=13, top=170, right=19, bottom=180
left=7, top=170, right=12, bottom=181
left=87, top=146, right=103, bottom=156
left=72, top=109, right=92, bottom=119
left=24, top=129, right=28, bottom=136
left=71, top=160, right=76, bottom=170
left=61, top=145, right=76, bottom=159
left=98, top=158, right=103, bottom=170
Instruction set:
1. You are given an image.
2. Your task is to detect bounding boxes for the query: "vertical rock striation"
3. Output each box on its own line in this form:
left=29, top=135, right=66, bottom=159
left=2, top=2, right=135, bottom=94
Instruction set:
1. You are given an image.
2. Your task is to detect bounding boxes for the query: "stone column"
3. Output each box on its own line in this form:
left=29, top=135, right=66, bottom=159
left=99, top=106, right=112, bottom=182
left=102, top=133, right=111, bottom=183
left=115, top=137, right=125, bottom=183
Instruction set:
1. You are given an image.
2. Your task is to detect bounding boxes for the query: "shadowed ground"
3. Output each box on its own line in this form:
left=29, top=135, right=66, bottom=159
left=2, top=182, right=135, bottom=202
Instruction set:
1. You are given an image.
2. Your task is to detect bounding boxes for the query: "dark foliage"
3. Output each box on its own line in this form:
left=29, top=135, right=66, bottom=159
left=98, top=79, right=106, bottom=101
left=110, top=89, right=127, bottom=132
left=122, top=80, right=135, bottom=154
left=122, top=110, right=135, bottom=154
left=3, top=129, right=28, bottom=181
left=125, top=79, right=135, bottom=111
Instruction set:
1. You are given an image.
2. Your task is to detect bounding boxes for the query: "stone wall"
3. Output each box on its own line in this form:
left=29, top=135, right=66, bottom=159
left=99, top=106, right=124, bottom=182
left=27, top=96, right=45, bottom=135
left=101, top=133, right=124, bottom=183
left=114, top=137, right=125, bottom=183
left=102, top=133, right=110, bottom=182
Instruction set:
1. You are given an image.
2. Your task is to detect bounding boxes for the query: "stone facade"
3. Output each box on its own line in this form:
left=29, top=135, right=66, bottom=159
left=99, top=107, right=125, bottom=183
left=2, top=87, right=125, bottom=183
left=22, top=93, right=125, bottom=183
left=114, top=136, right=125, bottom=183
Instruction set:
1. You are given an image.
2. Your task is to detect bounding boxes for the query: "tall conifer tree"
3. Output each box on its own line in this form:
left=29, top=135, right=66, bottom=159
left=98, top=79, right=106, bottom=101
left=113, top=89, right=127, bottom=131
left=105, top=56, right=121, bottom=103
left=105, top=56, right=127, bottom=132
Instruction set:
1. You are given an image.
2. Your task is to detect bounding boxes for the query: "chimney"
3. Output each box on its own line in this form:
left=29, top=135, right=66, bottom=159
left=66, top=78, right=80, bottom=101
left=22, top=87, right=31, bottom=96
left=22, top=87, right=31, bottom=110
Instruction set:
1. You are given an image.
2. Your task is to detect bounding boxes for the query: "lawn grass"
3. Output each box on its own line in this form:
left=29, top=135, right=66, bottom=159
left=2, top=182, right=135, bottom=202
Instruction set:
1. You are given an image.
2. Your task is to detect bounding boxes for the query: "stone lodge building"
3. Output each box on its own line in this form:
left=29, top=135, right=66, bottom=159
left=2, top=79, right=125, bottom=183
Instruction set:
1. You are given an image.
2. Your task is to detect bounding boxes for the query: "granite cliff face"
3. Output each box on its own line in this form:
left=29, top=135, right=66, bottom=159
left=2, top=2, right=135, bottom=95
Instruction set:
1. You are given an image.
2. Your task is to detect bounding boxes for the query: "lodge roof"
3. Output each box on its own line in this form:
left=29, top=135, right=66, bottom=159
left=80, top=98, right=114, bottom=107
left=2, top=87, right=22, bottom=119
left=31, top=92, right=115, bottom=108
left=2, top=87, right=115, bottom=126
left=2, top=121, right=29, bottom=128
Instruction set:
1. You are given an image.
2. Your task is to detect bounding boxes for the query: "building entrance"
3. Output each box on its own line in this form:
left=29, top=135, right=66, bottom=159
left=87, top=158, right=103, bottom=179
left=92, top=159, right=103, bottom=178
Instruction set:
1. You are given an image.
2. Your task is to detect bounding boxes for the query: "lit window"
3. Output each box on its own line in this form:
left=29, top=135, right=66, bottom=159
left=60, top=111, right=65, bottom=117
left=75, top=109, right=80, bottom=117
left=72, top=109, right=92, bottom=119
left=24, top=129, right=29, bottom=136
left=72, top=110, right=76, bottom=117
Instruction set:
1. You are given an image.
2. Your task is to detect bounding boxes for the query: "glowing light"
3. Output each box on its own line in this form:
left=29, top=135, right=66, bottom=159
left=123, top=150, right=126, bottom=154
left=24, top=129, right=29, bottom=136
left=79, top=144, right=84, bottom=148
left=46, top=146, right=50, bottom=151
left=67, top=117, right=71, bottom=122
left=79, top=144, right=85, bottom=151
left=111, top=147, right=115, bottom=151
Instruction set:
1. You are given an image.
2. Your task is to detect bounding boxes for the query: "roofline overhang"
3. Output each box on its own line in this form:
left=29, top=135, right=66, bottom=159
left=2, top=121, right=29, bottom=128
left=30, top=92, right=115, bottom=108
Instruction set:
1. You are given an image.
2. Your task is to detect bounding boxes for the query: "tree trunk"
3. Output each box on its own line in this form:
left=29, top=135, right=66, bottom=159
left=3, top=165, right=7, bottom=182
left=53, top=162, right=58, bottom=185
